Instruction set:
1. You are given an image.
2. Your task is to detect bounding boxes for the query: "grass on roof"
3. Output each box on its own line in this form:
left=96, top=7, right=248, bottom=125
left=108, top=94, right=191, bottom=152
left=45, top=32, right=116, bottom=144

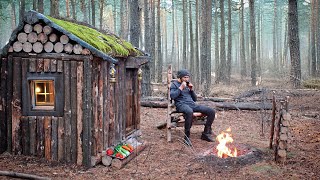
left=47, top=16, right=142, bottom=57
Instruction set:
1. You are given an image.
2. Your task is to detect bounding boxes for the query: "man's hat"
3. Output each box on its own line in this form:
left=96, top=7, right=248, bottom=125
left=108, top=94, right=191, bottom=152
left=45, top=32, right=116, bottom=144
left=177, top=69, right=190, bottom=78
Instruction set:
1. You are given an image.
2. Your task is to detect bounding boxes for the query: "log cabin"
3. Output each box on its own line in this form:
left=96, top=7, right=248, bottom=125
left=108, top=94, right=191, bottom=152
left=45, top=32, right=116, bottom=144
left=0, top=10, right=149, bottom=167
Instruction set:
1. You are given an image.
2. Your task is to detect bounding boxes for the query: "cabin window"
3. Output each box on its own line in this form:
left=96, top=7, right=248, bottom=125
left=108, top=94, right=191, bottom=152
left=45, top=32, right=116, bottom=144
left=22, top=73, right=63, bottom=116
left=31, top=80, right=55, bottom=110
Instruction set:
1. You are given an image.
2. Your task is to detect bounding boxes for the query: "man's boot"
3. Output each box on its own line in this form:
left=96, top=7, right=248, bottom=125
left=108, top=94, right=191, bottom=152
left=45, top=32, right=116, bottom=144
left=184, top=131, right=192, bottom=146
left=201, top=126, right=214, bottom=142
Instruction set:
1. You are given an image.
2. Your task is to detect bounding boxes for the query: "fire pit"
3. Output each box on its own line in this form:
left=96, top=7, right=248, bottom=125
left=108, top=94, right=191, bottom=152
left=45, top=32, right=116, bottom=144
left=199, top=128, right=263, bottom=168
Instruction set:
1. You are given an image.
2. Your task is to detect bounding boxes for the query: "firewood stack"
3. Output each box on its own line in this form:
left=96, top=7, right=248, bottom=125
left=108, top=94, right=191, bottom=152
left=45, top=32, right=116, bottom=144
left=9, top=23, right=91, bottom=55
left=270, top=96, right=290, bottom=162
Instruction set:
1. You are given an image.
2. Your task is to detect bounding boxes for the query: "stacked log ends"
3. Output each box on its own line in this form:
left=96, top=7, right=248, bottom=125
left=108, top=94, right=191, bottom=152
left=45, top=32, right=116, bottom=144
left=277, top=112, right=291, bottom=162
left=23, top=42, right=32, bottom=52
left=17, top=33, right=28, bottom=43
left=38, top=33, right=48, bottom=44
left=73, top=44, right=83, bottom=54
left=49, top=34, right=58, bottom=43
left=24, top=24, right=33, bottom=33
left=44, top=42, right=54, bottom=53
left=43, top=26, right=52, bottom=35
left=11, top=23, right=91, bottom=55
left=27, top=32, right=38, bottom=43
left=34, top=24, right=43, bottom=34
left=54, top=42, right=64, bottom=53
left=60, top=35, right=69, bottom=44
left=13, top=42, right=23, bottom=52
left=33, top=42, right=44, bottom=53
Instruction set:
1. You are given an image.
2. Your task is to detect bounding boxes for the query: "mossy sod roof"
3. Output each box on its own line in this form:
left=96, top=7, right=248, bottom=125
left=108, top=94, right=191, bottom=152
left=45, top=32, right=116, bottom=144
left=46, top=16, right=143, bottom=58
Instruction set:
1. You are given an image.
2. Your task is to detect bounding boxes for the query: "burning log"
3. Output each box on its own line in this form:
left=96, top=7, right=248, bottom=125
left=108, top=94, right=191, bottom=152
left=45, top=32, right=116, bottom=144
left=215, top=128, right=237, bottom=158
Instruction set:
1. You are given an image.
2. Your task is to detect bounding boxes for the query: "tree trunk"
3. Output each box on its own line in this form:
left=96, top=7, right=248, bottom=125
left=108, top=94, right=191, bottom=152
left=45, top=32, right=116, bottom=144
left=200, top=0, right=212, bottom=96
left=288, top=0, right=301, bottom=88
left=19, top=0, right=25, bottom=22
left=150, top=0, right=156, bottom=82
left=273, top=0, right=278, bottom=72
left=257, top=0, right=261, bottom=77
left=33, top=0, right=37, bottom=10
left=249, top=0, right=256, bottom=86
left=130, top=0, right=140, bottom=47
left=99, top=0, right=104, bottom=30
left=11, top=1, right=17, bottom=30
left=214, top=0, right=220, bottom=83
left=240, top=0, right=246, bottom=79
left=182, top=0, right=187, bottom=69
left=156, top=0, right=162, bottom=83
left=317, top=0, right=320, bottom=77
left=113, top=0, right=117, bottom=33
left=38, top=0, right=44, bottom=14
left=50, top=0, right=59, bottom=17
left=189, top=0, right=194, bottom=77
left=142, top=0, right=151, bottom=97
left=195, top=0, right=200, bottom=84
left=219, top=0, right=226, bottom=83
left=66, top=0, right=70, bottom=17
left=310, top=0, right=317, bottom=77
left=80, top=0, right=88, bottom=23
left=227, top=0, right=232, bottom=84
left=70, top=0, right=76, bottom=20
left=120, top=0, right=129, bottom=40
left=91, top=0, right=96, bottom=27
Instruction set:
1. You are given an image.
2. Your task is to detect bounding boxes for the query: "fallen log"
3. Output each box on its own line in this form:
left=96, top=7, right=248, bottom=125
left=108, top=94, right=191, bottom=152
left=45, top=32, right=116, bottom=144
left=215, top=102, right=272, bottom=111
left=140, top=101, right=167, bottom=108
left=141, top=100, right=272, bottom=111
left=234, top=88, right=268, bottom=99
left=0, top=170, right=50, bottom=180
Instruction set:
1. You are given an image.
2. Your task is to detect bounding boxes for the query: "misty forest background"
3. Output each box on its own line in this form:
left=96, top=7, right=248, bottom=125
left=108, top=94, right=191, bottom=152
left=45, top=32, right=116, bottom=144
left=0, top=0, right=319, bottom=97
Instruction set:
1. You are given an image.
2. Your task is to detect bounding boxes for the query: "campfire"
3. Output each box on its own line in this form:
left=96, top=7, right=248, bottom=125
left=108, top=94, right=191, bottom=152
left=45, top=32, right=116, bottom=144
left=215, top=128, right=237, bottom=158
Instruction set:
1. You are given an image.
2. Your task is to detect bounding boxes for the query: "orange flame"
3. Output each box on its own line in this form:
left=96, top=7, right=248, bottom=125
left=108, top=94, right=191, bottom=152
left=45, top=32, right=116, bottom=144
left=216, top=128, right=237, bottom=158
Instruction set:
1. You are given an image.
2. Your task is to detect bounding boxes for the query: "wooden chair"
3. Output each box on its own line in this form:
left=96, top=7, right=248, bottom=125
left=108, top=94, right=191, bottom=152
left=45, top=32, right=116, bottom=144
left=166, top=65, right=207, bottom=142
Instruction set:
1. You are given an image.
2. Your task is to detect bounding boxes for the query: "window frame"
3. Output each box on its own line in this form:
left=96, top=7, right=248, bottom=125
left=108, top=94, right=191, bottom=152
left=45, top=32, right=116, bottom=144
left=22, top=72, right=64, bottom=116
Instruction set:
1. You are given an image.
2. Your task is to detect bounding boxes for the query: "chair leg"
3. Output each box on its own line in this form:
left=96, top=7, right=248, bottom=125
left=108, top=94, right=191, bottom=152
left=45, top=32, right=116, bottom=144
left=167, top=115, right=172, bottom=142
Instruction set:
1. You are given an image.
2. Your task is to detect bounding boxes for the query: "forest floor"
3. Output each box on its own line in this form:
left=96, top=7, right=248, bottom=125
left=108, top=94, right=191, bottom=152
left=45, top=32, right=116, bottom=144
left=0, top=77, right=320, bottom=180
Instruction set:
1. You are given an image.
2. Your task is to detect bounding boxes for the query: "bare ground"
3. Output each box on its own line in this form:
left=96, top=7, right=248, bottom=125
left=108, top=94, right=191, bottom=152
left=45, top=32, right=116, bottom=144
left=1, top=78, right=320, bottom=180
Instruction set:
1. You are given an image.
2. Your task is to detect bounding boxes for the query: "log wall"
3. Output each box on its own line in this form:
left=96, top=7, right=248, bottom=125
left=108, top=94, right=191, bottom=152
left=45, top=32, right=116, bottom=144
left=0, top=54, right=141, bottom=167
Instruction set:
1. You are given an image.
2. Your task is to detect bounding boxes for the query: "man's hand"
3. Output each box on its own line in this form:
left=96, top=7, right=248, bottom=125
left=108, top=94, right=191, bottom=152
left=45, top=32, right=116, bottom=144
left=179, top=81, right=187, bottom=90
left=188, top=82, right=193, bottom=90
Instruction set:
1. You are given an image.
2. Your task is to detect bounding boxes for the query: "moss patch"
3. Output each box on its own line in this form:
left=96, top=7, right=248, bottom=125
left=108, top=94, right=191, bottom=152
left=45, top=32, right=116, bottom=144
left=46, top=16, right=142, bottom=57
left=303, top=79, right=320, bottom=89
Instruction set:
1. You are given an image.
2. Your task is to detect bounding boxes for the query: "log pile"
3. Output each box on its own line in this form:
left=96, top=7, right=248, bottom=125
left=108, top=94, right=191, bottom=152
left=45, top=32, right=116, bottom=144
left=270, top=96, right=290, bottom=162
left=9, top=23, right=91, bottom=55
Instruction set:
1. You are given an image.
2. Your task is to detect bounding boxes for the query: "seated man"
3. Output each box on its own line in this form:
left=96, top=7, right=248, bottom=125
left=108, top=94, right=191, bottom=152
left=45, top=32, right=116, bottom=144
left=170, top=69, right=215, bottom=146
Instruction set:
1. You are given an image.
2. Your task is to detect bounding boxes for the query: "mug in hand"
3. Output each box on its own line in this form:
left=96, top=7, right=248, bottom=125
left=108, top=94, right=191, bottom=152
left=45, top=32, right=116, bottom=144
left=186, top=81, right=190, bottom=87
